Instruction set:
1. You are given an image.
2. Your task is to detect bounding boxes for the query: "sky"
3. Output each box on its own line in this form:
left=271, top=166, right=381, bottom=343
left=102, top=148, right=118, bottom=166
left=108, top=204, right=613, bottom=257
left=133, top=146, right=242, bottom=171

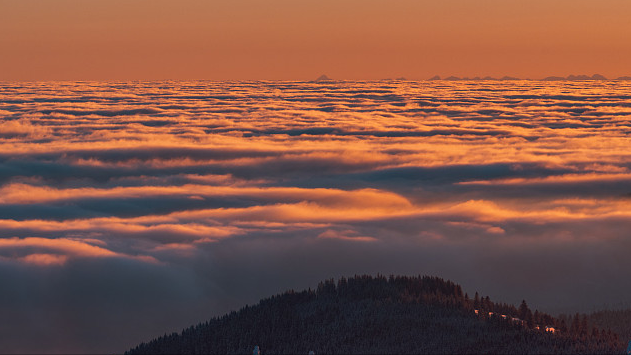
left=2, top=0, right=631, bottom=80
left=2, top=80, right=631, bottom=353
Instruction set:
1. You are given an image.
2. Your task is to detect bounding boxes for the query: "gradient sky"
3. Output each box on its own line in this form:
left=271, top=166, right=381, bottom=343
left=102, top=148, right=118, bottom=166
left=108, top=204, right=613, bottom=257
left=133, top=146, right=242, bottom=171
left=2, top=0, right=631, bottom=80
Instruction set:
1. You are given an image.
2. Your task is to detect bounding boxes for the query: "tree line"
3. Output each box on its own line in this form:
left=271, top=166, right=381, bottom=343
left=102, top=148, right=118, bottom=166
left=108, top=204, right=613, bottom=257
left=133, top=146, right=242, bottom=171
left=126, top=275, right=623, bottom=354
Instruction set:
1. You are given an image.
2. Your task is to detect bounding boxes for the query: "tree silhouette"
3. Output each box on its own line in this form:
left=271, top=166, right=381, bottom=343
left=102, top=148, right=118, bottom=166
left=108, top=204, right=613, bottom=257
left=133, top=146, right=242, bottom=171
left=126, top=275, right=622, bottom=355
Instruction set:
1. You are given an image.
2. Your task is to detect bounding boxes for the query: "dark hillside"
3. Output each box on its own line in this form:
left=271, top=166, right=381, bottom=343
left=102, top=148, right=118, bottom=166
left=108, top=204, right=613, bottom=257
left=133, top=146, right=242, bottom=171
left=583, top=309, right=631, bottom=349
left=126, top=275, right=622, bottom=354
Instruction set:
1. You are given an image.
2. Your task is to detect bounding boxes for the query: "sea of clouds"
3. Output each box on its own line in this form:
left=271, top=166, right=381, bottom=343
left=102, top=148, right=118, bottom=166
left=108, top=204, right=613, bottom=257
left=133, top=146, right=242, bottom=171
left=1, top=80, right=631, bottom=353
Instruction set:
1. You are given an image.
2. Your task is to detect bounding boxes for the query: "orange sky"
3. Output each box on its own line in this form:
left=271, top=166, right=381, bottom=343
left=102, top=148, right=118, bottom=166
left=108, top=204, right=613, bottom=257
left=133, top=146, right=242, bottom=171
left=1, top=0, right=631, bottom=80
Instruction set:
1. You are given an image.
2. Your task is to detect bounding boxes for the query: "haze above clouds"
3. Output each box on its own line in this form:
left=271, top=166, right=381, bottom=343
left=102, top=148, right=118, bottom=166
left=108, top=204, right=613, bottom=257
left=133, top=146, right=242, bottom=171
left=1, top=0, right=631, bottom=80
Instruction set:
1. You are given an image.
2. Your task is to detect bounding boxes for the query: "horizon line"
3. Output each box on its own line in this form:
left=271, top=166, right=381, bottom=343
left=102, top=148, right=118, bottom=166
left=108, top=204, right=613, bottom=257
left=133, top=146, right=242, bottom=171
left=3, top=78, right=631, bottom=83
left=3, top=73, right=631, bottom=83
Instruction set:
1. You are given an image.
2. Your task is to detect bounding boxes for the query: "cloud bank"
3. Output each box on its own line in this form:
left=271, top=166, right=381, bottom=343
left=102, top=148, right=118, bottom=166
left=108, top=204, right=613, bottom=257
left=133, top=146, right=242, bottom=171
left=1, top=80, right=631, bottom=353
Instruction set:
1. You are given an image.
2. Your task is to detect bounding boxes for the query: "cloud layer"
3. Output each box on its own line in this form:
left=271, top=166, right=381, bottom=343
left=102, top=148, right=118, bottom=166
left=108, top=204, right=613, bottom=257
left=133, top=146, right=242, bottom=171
left=1, top=80, right=631, bottom=353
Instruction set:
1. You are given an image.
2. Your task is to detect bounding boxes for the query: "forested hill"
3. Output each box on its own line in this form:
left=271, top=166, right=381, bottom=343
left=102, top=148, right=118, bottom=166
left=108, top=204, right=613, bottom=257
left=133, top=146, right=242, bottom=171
left=584, top=309, right=631, bottom=350
left=126, top=275, right=622, bottom=354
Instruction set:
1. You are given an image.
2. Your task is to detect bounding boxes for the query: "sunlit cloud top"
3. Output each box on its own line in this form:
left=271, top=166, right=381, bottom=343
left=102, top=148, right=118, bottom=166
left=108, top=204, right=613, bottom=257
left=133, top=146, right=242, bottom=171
left=2, top=80, right=631, bottom=353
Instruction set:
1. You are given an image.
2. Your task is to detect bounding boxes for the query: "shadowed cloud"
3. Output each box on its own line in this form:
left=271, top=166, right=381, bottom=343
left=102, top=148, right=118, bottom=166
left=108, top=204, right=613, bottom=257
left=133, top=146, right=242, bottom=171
left=2, top=80, right=631, bottom=353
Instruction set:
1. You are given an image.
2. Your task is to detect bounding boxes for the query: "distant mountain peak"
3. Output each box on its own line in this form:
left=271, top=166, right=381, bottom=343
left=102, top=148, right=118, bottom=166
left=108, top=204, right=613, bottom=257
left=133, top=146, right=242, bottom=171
left=427, top=74, right=617, bottom=81
left=543, top=74, right=608, bottom=81
left=315, top=74, right=332, bottom=82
